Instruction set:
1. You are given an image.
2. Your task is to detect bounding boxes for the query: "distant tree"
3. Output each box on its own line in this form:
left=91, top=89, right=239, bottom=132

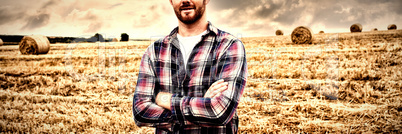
left=87, top=33, right=105, bottom=42
left=94, top=33, right=105, bottom=42
left=121, top=33, right=129, bottom=42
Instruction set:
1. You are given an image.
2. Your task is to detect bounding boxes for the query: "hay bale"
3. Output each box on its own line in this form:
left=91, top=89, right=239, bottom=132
left=112, top=38, right=119, bottom=42
left=0, top=38, right=3, bottom=46
left=19, top=35, right=50, bottom=55
left=275, top=30, right=283, bottom=36
left=350, top=23, right=362, bottom=32
left=372, top=28, right=378, bottom=31
left=319, top=31, right=324, bottom=34
left=291, top=26, right=313, bottom=44
left=388, top=24, right=397, bottom=30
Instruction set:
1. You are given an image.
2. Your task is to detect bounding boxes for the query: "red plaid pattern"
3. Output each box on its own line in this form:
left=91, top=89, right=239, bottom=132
left=133, top=22, right=247, bottom=134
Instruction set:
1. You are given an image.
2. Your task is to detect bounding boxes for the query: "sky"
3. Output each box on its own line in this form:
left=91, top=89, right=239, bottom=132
left=0, top=0, right=401, bottom=38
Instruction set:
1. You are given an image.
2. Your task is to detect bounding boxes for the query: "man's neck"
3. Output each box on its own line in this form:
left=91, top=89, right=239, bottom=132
left=178, top=16, right=208, bottom=37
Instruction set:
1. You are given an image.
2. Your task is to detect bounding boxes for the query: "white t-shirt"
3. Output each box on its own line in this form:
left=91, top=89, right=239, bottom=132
left=177, top=30, right=207, bottom=68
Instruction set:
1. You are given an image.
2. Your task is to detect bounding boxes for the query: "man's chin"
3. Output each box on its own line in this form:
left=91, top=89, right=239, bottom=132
left=180, top=16, right=197, bottom=23
left=181, top=12, right=195, bottom=18
left=180, top=18, right=198, bottom=24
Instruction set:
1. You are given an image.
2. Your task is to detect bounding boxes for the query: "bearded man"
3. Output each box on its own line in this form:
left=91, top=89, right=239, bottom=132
left=132, top=0, right=247, bottom=133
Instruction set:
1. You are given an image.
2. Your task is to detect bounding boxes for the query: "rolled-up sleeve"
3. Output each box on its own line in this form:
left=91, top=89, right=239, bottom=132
left=170, top=39, right=247, bottom=126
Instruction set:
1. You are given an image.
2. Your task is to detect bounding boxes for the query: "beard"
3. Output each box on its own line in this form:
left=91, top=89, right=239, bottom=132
left=174, top=1, right=206, bottom=24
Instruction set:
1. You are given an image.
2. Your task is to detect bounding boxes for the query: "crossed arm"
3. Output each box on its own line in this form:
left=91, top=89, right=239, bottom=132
left=155, top=80, right=228, bottom=110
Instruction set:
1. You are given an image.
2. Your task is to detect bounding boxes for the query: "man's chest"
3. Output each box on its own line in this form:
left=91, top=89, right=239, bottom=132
left=154, top=43, right=222, bottom=96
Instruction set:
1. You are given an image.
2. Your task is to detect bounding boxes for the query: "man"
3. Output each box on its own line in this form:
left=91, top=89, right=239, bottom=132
left=132, top=0, right=247, bottom=133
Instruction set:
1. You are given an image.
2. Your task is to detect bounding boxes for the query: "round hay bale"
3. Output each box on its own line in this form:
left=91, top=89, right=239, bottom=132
left=291, top=26, right=313, bottom=44
left=319, top=31, right=325, bottom=34
left=372, top=28, right=378, bottom=31
left=112, top=38, right=119, bottom=42
left=387, top=24, right=397, bottom=30
left=0, top=38, right=3, bottom=46
left=19, top=35, right=50, bottom=55
left=275, top=30, right=283, bottom=36
left=350, top=23, right=362, bottom=32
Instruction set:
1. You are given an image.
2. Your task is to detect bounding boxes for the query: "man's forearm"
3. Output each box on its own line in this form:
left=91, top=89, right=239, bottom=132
left=156, top=80, right=228, bottom=111
left=156, top=92, right=172, bottom=110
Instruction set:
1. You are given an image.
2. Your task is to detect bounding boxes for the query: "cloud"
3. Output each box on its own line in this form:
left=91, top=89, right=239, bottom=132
left=0, top=6, right=26, bottom=25
left=21, top=13, right=50, bottom=30
left=85, top=22, right=103, bottom=33
left=132, top=5, right=163, bottom=28
left=41, top=0, right=59, bottom=9
left=208, top=0, right=402, bottom=36
left=65, top=8, right=105, bottom=33
left=108, top=3, right=123, bottom=9
left=0, top=0, right=400, bottom=37
left=66, top=8, right=100, bottom=21
left=19, top=0, right=59, bottom=30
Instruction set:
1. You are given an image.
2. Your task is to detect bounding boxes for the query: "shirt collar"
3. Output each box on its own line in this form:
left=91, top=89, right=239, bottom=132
left=169, top=21, right=218, bottom=39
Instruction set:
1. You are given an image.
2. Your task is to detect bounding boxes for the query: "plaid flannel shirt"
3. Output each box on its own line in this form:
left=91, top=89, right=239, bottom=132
left=133, top=22, right=247, bottom=134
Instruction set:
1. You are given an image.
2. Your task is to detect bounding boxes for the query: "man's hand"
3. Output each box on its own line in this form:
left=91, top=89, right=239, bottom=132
left=156, top=92, right=172, bottom=110
left=204, top=79, right=228, bottom=98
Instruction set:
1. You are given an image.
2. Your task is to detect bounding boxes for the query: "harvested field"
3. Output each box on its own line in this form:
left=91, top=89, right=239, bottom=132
left=0, top=30, right=401, bottom=133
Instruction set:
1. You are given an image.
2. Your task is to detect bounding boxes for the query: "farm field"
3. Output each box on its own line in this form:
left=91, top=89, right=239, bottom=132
left=0, top=30, right=401, bottom=133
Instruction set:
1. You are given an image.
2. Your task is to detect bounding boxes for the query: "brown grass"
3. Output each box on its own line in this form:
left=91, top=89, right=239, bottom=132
left=19, top=35, right=50, bottom=55
left=291, top=26, right=313, bottom=44
left=350, top=23, right=363, bottom=32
